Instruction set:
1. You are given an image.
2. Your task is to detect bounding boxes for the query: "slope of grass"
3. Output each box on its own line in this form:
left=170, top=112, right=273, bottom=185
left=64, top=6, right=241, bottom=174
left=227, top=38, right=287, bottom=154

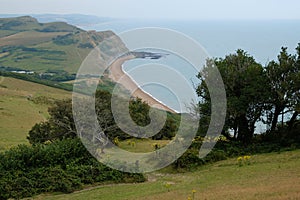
left=0, top=31, right=69, bottom=47
left=30, top=149, right=300, bottom=200
left=0, top=16, right=122, bottom=74
left=0, top=30, right=118, bottom=73
left=0, top=77, right=70, bottom=149
left=0, top=30, right=18, bottom=38
left=0, top=16, right=80, bottom=33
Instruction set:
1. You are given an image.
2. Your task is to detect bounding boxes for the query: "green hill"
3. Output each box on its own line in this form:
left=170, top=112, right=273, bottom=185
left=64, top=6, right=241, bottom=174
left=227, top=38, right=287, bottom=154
left=0, top=16, right=128, bottom=149
left=0, top=16, right=126, bottom=73
left=0, top=14, right=113, bottom=27
left=32, top=149, right=300, bottom=200
left=0, top=76, right=70, bottom=149
left=0, top=16, right=79, bottom=32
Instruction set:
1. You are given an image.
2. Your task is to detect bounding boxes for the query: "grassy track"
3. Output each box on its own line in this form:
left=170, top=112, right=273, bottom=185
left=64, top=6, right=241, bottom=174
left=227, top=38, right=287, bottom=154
left=29, top=148, right=300, bottom=200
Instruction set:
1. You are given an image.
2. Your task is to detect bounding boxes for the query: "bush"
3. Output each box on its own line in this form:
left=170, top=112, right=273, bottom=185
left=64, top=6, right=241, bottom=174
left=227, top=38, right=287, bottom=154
left=0, top=138, right=145, bottom=199
left=173, top=149, right=205, bottom=171
left=53, top=34, right=78, bottom=45
left=78, top=42, right=94, bottom=49
left=171, top=137, right=294, bottom=171
left=204, top=149, right=227, bottom=163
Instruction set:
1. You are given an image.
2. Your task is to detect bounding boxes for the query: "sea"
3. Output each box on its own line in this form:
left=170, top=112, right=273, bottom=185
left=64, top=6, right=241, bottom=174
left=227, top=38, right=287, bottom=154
left=80, top=19, right=300, bottom=132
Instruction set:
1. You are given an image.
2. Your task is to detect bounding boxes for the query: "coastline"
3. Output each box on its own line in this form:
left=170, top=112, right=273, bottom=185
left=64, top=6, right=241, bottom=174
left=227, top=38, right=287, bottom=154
left=108, top=55, right=177, bottom=113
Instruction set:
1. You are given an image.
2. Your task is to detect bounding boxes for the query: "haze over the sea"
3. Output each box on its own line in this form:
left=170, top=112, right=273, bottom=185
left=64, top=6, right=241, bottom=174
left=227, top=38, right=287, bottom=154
left=80, top=19, right=300, bottom=113
left=82, top=19, right=300, bottom=64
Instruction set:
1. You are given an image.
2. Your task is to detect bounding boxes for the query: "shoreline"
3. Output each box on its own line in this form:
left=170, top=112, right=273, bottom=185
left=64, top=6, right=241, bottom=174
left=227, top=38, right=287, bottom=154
left=108, top=56, right=177, bottom=114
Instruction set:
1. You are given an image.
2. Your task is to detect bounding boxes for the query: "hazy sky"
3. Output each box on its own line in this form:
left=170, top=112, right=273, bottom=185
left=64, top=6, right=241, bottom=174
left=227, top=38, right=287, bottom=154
left=1, top=0, right=300, bottom=20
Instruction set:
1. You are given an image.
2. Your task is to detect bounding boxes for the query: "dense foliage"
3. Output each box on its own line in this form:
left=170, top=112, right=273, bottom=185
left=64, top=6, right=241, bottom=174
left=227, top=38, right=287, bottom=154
left=171, top=44, right=300, bottom=171
left=197, top=45, right=300, bottom=144
left=53, top=33, right=79, bottom=45
left=0, top=138, right=145, bottom=199
left=28, top=90, right=179, bottom=144
left=12, top=89, right=180, bottom=199
left=172, top=121, right=300, bottom=171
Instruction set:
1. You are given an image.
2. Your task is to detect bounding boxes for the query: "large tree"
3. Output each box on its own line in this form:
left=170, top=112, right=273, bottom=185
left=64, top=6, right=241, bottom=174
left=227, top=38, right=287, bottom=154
left=27, top=99, right=76, bottom=144
left=265, top=45, right=300, bottom=131
left=197, top=50, right=269, bottom=144
left=28, top=90, right=179, bottom=144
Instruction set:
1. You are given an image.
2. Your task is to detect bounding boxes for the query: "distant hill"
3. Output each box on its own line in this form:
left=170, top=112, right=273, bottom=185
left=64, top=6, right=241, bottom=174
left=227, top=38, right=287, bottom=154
left=0, top=16, right=127, bottom=73
left=0, top=14, right=113, bottom=27
left=32, top=14, right=114, bottom=27
left=0, top=16, right=80, bottom=32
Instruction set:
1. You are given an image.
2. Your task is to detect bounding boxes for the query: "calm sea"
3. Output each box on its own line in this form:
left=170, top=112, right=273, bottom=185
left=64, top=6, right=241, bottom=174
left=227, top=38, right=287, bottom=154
left=81, top=19, right=300, bottom=114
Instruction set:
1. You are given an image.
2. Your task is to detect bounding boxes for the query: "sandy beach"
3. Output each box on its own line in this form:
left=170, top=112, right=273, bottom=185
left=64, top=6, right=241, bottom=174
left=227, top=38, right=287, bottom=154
left=108, top=56, right=176, bottom=113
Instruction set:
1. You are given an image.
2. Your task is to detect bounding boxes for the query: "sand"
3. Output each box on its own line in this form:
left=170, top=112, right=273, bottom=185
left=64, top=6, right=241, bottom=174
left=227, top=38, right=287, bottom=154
left=108, top=55, right=176, bottom=113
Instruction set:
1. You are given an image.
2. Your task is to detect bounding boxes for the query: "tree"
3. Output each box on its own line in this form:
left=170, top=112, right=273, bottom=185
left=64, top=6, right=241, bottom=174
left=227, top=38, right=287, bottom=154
left=27, top=99, right=76, bottom=144
left=197, top=50, right=269, bottom=144
left=287, top=44, right=300, bottom=130
left=48, top=99, right=77, bottom=138
left=28, top=91, right=120, bottom=144
left=28, top=90, right=179, bottom=145
left=265, top=45, right=300, bottom=131
left=27, top=122, right=53, bottom=144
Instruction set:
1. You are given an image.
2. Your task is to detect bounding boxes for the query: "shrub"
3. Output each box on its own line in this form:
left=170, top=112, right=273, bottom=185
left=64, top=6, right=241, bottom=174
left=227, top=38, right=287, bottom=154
left=53, top=34, right=78, bottom=45
left=0, top=138, right=145, bottom=199
left=204, top=149, right=227, bottom=163
left=173, top=149, right=205, bottom=170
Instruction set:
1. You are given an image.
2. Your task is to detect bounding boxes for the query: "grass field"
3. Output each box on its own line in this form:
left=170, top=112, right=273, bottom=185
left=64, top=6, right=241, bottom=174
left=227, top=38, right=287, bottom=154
left=0, top=76, right=70, bottom=149
left=29, top=149, right=300, bottom=200
left=0, top=34, right=94, bottom=73
left=0, top=16, right=105, bottom=73
left=0, top=31, right=69, bottom=47
left=0, top=30, right=18, bottom=38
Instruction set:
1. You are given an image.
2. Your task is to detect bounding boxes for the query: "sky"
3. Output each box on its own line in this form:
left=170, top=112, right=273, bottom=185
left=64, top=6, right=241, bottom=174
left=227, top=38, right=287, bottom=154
left=1, top=0, right=300, bottom=20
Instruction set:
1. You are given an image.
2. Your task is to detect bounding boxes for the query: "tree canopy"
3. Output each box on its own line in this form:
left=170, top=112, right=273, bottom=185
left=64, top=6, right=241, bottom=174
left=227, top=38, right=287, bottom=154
left=27, top=90, right=179, bottom=145
left=197, top=45, right=300, bottom=144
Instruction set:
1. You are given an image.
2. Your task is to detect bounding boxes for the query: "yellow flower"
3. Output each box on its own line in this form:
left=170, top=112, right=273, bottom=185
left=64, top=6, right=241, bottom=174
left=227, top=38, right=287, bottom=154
left=192, top=189, right=196, bottom=193
left=131, top=141, right=136, bottom=147
left=237, top=156, right=243, bottom=161
left=164, top=182, right=171, bottom=192
left=244, top=155, right=251, bottom=160
left=187, top=197, right=192, bottom=200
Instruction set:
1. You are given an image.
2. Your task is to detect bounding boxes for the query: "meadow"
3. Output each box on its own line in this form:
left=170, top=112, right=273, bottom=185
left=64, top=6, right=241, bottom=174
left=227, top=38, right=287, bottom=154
left=0, top=31, right=68, bottom=47
left=0, top=76, right=70, bottom=149
left=31, top=149, right=300, bottom=200
left=0, top=16, right=118, bottom=74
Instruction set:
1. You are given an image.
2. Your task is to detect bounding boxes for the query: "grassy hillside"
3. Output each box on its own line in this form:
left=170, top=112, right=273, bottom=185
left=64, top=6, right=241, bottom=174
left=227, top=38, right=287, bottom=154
left=0, top=16, right=79, bottom=32
left=0, top=77, right=70, bottom=149
left=0, top=14, right=113, bottom=27
left=0, top=31, right=69, bottom=47
left=0, top=16, right=128, bottom=149
left=32, top=149, right=300, bottom=200
left=0, top=16, right=125, bottom=73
